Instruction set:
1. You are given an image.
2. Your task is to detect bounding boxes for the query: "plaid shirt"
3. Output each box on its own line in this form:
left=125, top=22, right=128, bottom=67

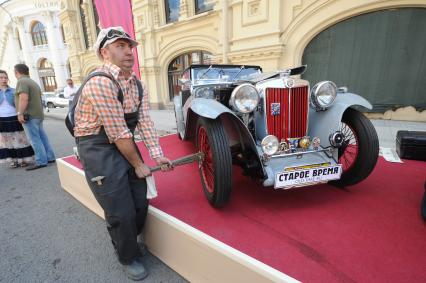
left=74, top=62, right=163, bottom=159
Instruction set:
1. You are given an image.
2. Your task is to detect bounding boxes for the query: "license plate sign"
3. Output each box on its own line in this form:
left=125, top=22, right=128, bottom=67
left=274, top=165, right=342, bottom=189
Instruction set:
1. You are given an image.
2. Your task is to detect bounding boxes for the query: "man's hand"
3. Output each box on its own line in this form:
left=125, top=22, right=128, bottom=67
left=135, top=163, right=152, bottom=178
left=17, top=114, right=26, bottom=124
left=154, top=156, right=174, bottom=172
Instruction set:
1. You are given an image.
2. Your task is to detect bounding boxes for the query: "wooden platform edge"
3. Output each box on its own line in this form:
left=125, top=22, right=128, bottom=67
left=56, top=158, right=299, bottom=283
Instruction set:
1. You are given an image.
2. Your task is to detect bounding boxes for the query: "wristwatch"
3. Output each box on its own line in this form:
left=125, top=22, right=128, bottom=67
left=17, top=112, right=22, bottom=115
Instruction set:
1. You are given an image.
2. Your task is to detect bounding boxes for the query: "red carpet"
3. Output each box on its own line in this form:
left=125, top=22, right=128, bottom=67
left=63, top=134, right=426, bottom=283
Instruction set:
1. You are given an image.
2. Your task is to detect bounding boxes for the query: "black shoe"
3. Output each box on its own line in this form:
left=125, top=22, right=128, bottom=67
left=48, top=160, right=56, bottom=164
left=122, top=259, right=148, bottom=281
left=138, top=242, right=149, bottom=257
left=26, top=164, right=47, bottom=171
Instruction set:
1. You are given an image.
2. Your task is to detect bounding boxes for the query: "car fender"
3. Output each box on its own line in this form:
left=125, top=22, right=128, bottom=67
left=181, top=97, right=233, bottom=139
left=184, top=98, right=265, bottom=175
left=308, top=92, right=372, bottom=147
left=188, top=98, right=234, bottom=119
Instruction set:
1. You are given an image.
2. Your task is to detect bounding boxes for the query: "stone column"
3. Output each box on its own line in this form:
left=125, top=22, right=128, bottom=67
left=179, top=0, right=189, bottom=19
left=134, top=2, right=164, bottom=106
left=81, top=0, right=98, bottom=47
left=221, top=0, right=229, bottom=63
left=6, top=25, right=21, bottom=65
left=14, top=17, right=39, bottom=82
left=42, top=11, right=67, bottom=87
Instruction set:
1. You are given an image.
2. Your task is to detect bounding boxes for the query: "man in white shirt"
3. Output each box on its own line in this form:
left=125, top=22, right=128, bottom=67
left=63, top=79, right=79, bottom=101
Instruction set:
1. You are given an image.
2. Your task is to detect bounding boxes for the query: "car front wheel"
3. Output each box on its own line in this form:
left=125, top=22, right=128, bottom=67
left=196, top=117, right=232, bottom=207
left=331, top=108, right=379, bottom=187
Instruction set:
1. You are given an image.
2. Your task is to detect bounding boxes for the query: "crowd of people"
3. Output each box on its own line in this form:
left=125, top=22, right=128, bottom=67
left=0, top=65, right=56, bottom=170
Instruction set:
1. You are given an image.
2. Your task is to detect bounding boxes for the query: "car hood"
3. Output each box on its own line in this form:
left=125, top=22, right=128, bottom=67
left=245, top=65, right=307, bottom=83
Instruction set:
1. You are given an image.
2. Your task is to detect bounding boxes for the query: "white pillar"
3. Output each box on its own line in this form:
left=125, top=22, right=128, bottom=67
left=221, top=0, right=229, bottom=63
left=6, top=25, right=20, bottom=65
left=11, top=28, right=24, bottom=64
left=42, top=11, right=67, bottom=88
left=14, top=17, right=39, bottom=82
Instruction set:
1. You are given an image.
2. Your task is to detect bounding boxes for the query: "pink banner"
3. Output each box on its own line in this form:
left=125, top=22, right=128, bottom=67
left=94, top=0, right=140, bottom=78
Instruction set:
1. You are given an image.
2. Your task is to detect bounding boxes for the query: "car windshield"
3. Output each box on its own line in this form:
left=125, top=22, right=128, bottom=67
left=192, top=66, right=261, bottom=84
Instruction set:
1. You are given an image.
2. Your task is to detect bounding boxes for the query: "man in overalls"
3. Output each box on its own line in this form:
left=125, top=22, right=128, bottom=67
left=74, top=26, right=173, bottom=281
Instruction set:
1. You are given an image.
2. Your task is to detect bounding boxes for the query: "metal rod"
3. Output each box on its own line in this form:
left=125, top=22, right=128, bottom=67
left=149, top=152, right=204, bottom=172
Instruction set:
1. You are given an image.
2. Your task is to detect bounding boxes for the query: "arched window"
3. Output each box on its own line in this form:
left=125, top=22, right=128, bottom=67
left=38, top=58, right=57, bottom=92
left=165, top=0, right=180, bottom=23
left=31, top=21, right=48, bottom=46
left=195, top=0, right=214, bottom=14
left=168, top=51, right=212, bottom=100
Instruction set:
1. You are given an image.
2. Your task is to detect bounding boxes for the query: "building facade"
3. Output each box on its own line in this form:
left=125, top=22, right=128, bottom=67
left=0, top=0, right=70, bottom=91
left=58, top=0, right=426, bottom=113
left=58, top=0, right=100, bottom=84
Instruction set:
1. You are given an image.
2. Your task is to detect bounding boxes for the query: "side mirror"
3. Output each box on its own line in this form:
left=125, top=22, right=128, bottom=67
left=59, top=94, right=65, bottom=98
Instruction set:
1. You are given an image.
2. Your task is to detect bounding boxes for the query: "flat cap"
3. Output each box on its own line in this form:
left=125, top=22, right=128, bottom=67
left=93, top=26, right=138, bottom=60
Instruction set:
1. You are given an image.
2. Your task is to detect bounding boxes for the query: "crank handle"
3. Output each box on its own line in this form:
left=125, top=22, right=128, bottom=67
left=150, top=152, right=205, bottom=173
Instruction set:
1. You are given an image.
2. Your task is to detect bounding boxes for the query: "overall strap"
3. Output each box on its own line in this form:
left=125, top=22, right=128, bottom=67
left=66, top=72, right=143, bottom=137
left=134, top=76, right=143, bottom=110
left=68, top=72, right=120, bottom=110
left=111, top=75, right=143, bottom=109
left=70, top=72, right=143, bottom=112
left=85, top=72, right=143, bottom=106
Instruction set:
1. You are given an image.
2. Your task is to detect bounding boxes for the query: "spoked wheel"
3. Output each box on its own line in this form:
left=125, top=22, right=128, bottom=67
left=196, top=117, right=232, bottom=207
left=331, top=108, right=379, bottom=187
left=338, top=122, right=359, bottom=172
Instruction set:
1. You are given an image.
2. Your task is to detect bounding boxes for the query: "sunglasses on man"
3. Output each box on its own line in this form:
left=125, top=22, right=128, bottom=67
left=99, top=29, right=132, bottom=49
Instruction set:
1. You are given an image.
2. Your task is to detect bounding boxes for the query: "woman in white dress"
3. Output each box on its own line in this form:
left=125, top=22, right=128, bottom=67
left=0, top=70, right=34, bottom=168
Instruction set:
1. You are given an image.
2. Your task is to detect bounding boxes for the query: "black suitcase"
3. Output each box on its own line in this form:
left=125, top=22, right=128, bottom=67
left=396, top=130, right=426, bottom=161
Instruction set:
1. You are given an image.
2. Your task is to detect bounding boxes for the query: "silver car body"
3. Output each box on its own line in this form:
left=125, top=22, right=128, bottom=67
left=174, top=65, right=372, bottom=188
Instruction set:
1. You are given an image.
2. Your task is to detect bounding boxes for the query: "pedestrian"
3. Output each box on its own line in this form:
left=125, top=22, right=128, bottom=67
left=14, top=63, right=56, bottom=170
left=74, top=26, right=173, bottom=281
left=0, top=69, right=34, bottom=168
left=63, top=78, right=78, bottom=104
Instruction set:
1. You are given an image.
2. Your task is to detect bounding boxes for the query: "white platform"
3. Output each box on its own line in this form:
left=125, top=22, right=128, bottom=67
left=57, top=158, right=299, bottom=283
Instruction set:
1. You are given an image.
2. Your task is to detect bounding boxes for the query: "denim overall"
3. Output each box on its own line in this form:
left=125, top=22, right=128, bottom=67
left=76, top=76, right=145, bottom=264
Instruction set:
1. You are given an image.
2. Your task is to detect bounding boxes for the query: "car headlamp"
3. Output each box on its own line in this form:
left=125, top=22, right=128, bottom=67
left=261, top=135, right=279, bottom=156
left=310, top=81, right=337, bottom=110
left=194, top=87, right=214, bottom=99
left=229, top=83, right=259, bottom=113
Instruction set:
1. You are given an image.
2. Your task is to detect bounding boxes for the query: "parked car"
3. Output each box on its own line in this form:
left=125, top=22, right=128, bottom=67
left=41, top=92, right=52, bottom=109
left=174, top=64, right=379, bottom=207
left=43, top=88, right=68, bottom=108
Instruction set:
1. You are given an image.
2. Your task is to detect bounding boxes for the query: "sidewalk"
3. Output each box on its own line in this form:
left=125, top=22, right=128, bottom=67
left=45, top=107, right=425, bottom=150
left=45, top=107, right=177, bottom=134
left=371, top=119, right=425, bottom=149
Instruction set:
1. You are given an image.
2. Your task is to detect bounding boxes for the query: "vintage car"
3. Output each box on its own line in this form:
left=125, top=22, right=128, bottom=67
left=174, top=64, right=379, bottom=207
